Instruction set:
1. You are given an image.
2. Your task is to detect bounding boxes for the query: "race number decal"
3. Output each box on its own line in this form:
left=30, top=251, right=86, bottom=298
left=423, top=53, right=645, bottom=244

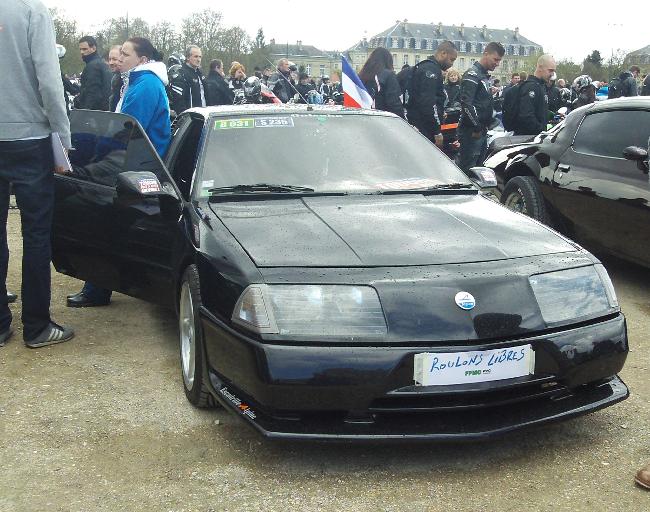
left=254, top=117, right=294, bottom=128
left=214, top=118, right=254, bottom=130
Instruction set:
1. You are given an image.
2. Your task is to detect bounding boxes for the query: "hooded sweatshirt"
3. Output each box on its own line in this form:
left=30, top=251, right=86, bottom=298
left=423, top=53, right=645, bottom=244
left=117, top=61, right=171, bottom=157
left=0, top=0, right=71, bottom=148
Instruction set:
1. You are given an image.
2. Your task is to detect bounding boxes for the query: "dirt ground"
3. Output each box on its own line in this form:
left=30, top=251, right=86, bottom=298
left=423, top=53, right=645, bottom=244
left=0, top=209, right=648, bottom=512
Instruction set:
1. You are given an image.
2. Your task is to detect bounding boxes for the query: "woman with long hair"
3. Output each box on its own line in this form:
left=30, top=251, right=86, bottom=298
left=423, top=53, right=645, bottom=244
left=358, top=48, right=404, bottom=118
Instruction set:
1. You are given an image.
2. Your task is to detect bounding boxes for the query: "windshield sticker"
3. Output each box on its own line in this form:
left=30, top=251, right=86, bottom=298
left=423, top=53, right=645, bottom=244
left=254, top=117, right=294, bottom=128
left=214, top=118, right=254, bottom=130
left=201, top=180, right=214, bottom=189
left=138, top=178, right=161, bottom=193
left=376, top=177, right=439, bottom=190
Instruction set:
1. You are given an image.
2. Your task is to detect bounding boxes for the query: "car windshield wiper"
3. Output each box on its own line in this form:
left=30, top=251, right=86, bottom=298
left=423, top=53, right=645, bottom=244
left=426, top=183, right=474, bottom=189
left=208, top=183, right=315, bottom=195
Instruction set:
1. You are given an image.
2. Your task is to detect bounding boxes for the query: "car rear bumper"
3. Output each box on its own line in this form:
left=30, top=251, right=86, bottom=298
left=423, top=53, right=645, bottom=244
left=201, top=311, right=629, bottom=441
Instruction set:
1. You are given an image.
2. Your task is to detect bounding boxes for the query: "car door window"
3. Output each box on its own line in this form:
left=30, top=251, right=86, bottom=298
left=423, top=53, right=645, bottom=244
left=573, top=110, right=650, bottom=159
left=165, top=115, right=204, bottom=200
left=69, top=110, right=169, bottom=187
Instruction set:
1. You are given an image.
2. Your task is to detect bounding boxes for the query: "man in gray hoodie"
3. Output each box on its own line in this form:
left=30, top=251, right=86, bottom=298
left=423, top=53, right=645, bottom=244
left=0, top=0, right=74, bottom=348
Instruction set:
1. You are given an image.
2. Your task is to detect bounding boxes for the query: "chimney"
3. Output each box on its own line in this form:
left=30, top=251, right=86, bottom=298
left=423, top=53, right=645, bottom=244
left=482, top=25, right=488, bottom=38
left=460, top=23, right=464, bottom=36
left=403, top=19, right=408, bottom=33
left=270, top=38, right=275, bottom=45
left=437, top=22, right=442, bottom=35
left=514, top=27, right=519, bottom=40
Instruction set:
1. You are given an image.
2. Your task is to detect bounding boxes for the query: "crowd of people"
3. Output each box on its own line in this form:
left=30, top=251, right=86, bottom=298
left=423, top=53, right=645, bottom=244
left=1, top=0, right=649, bottom=490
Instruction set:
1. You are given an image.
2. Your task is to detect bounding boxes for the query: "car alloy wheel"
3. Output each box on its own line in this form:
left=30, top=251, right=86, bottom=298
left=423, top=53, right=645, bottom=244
left=178, top=265, right=217, bottom=408
left=180, top=280, right=195, bottom=389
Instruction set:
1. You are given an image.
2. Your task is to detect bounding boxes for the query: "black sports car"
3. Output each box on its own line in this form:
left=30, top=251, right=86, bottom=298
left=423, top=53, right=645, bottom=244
left=484, top=97, right=650, bottom=269
left=52, top=106, right=629, bottom=441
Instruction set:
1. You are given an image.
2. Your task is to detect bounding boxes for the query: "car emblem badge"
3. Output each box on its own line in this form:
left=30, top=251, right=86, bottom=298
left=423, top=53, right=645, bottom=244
left=455, top=292, right=476, bottom=310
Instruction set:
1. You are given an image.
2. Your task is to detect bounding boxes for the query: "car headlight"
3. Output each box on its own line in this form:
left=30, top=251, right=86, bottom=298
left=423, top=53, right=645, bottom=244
left=529, top=264, right=619, bottom=326
left=232, top=284, right=387, bottom=338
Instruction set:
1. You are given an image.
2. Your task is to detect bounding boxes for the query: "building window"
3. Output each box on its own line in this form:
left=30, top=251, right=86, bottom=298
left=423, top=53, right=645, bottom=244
left=386, top=37, right=393, bottom=48
left=306, top=64, right=311, bottom=76
left=513, top=60, right=519, bottom=70
left=409, top=38, right=416, bottom=49
left=431, top=40, right=439, bottom=50
left=403, top=54, right=409, bottom=66
left=320, top=64, right=325, bottom=76
left=420, top=39, right=428, bottom=50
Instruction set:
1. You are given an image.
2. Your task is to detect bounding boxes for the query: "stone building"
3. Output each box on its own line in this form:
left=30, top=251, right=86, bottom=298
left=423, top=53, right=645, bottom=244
left=346, top=20, right=543, bottom=83
left=267, top=40, right=341, bottom=79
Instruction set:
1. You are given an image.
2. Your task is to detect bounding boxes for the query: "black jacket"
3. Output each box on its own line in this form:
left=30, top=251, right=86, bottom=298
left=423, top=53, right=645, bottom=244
left=364, top=69, right=405, bottom=118
left=205, top=71, right=234, bottom=106
left=169, top=63, right=207, bottom=114
left=109, top=72, right=123, bottom=113
left=620, top=71, right=638, bottom=97
left=268, top=69, right=294, bottom=103
left=513, top=76, right=548, bottom=136
left=459, top=61, right=494, bottom=132
left=73, top=52, right=112, bottom=110
left=547, top=84, right=562, bottom=115
left=406, top=58, right=446, bottom=134
left=444, top=82, right=461, bottom=107
left=295, top=82, right=316, bottom=103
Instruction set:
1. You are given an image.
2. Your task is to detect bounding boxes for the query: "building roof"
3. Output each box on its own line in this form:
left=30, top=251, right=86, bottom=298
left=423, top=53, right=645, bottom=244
left=628, top=45, right=650, bottom=56
left=267, top=42, right=338, bottom=59
left=348, top=20, right=542, bottom=52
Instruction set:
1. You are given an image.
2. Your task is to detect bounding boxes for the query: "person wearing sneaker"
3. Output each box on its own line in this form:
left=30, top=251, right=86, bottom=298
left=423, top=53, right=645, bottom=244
left=0, top=0, right=74, bottom=348
left=636, top=463, right=650, bottom=489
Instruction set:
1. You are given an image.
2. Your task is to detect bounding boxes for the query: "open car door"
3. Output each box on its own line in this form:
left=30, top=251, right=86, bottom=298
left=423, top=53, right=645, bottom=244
left=52, top=110, right=183, bottom=307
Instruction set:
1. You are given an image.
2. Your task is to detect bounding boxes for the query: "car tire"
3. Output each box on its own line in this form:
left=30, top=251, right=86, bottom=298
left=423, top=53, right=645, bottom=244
left=501, top=176, right=550, bottom=225
left=179, top=264, right=218, bottom=409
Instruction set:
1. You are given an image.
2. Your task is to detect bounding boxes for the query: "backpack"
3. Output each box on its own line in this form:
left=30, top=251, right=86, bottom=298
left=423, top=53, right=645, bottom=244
left=403, top=61, right=422, bottom=107
left=502, top=83, right=522, bottom=131
left=608, top=77, right=622, bottom=99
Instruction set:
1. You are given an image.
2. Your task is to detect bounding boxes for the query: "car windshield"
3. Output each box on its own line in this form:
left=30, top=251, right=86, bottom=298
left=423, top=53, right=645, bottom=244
left=195, top=112, right=472, bottom=197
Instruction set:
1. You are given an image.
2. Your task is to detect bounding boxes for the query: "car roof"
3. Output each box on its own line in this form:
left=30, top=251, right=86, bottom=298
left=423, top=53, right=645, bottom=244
left=587, top=97, right=650, bottom=113
left=184, top=104, right=397, bottom=119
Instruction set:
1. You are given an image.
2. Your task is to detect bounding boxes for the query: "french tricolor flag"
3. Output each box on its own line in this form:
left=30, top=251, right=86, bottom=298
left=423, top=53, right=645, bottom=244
left=342, top=57, right=373, bottom=109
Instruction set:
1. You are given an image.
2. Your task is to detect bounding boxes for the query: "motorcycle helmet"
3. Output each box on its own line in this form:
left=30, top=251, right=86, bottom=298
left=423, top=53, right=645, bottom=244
left=243, top=76, right=262, bottom=103
left=168, top=52, right=183, bottom=68
left=56, top=44, right=66, bottom=59
left=321, top=75, right=330, bottom=82
left=572, top=75, right=593, bottom=93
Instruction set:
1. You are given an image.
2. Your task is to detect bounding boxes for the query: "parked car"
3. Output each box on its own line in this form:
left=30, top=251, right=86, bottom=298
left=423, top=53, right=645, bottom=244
left=484, top=97, right=650, bottom=269
left=52, top=105, right=629, bottom=441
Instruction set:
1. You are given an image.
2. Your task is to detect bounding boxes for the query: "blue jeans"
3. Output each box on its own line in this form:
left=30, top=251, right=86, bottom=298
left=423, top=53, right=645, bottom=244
left=81, top=281, right=112, bottom=303
left=456, top=128, right=488, bottom=173
left=0, top=137, right=54, bottom=340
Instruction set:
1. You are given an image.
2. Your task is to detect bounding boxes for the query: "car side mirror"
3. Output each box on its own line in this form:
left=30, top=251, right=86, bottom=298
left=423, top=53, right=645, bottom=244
left=623, top=146, right=649, bottom=173
left=115, top=171, right=178, bottom=199
left=468, top=167, right=498, bottom=189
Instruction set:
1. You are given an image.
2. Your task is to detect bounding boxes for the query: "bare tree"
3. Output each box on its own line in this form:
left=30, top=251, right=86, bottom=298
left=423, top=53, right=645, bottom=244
left=151, top=21, right=180, bottom=60
left=218, top=26, right=252, bottom=66
left=180, top=9, right=223, bottom=55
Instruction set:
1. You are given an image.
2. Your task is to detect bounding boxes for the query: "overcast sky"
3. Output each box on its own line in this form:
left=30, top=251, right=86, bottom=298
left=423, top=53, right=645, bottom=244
left=44, top=0, right=648, bottom=63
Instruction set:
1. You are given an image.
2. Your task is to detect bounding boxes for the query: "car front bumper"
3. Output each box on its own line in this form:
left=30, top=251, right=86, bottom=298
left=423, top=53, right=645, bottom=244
left=201, top=310, right=629, bottom=441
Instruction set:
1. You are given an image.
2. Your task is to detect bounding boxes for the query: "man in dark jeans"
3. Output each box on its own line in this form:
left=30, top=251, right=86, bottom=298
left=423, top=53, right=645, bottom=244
left=0, top=0, right=74, bottom=348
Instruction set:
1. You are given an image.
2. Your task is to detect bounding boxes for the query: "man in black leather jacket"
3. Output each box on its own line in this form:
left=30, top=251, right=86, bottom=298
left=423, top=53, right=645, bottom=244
left=169, top=46, right=207, bottom=114
left=457, top=42, right=504, bottom=171
left=406, top=40, right=457, bottom=147
left=512, top=54, right=556, bottom=136
left=205, top=59, right=234, bottom=106
left=73, top=36, right=112, bottom=111
left=268, top=59, right=295, bottom=103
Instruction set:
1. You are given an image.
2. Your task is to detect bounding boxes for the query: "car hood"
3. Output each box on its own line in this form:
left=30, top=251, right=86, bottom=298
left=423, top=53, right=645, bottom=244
left=209, top=194, right=576, bottom=267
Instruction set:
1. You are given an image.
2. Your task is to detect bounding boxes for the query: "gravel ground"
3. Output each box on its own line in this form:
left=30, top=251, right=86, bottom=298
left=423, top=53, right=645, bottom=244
left=0, top=209, right=648, bottom=512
